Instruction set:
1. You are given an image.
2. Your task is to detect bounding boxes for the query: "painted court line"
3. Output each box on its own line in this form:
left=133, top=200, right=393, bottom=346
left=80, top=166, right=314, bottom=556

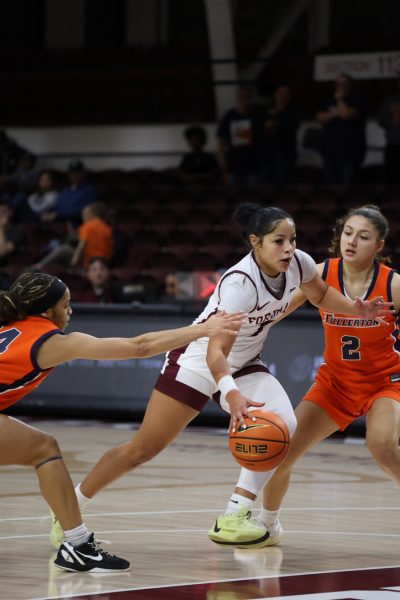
left=1, top=505, right=399, bottom=523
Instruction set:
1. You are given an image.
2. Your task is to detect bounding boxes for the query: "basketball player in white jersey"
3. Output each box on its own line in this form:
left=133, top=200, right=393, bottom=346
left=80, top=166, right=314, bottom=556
left=50, top=202, right=390, bottom=549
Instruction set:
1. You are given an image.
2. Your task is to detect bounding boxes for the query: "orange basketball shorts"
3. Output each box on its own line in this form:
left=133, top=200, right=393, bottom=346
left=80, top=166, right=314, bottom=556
left=304, top=363, right=400, bottom=431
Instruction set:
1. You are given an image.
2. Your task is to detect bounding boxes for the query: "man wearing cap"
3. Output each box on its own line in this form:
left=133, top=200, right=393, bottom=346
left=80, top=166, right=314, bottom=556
left=42, top=159, right=96, bottom=226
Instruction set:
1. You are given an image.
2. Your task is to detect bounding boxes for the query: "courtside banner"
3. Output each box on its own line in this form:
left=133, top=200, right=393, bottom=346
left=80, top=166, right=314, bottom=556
left=314, top=50, right=400, bottom=81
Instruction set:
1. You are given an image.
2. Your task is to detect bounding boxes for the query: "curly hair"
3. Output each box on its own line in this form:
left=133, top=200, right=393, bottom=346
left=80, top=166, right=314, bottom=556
left=329, top=205, right=390, bottom=264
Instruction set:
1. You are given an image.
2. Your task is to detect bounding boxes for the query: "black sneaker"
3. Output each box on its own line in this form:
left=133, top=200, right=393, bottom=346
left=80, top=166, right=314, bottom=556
left=53, top=533, right=130, bottom=573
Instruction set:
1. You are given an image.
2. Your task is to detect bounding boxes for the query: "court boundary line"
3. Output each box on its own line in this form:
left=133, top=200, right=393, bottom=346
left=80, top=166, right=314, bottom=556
left=29, top=563, right=400, bottom=600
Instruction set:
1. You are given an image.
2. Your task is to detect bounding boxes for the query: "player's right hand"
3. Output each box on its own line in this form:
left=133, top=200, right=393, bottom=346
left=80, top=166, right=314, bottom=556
left=226, top=390, right=264, bottom=432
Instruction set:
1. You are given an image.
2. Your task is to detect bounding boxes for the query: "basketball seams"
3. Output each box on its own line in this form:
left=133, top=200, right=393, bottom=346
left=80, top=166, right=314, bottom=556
left=229, top=409, right=290, bottom=470
left=248, top=416, right=289, bottom=441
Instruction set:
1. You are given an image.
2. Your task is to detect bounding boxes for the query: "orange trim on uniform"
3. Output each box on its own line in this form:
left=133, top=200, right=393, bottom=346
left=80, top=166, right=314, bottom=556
left=0, top=316, right=60, bottom=411
left=303, top=258, right=400, bottom=430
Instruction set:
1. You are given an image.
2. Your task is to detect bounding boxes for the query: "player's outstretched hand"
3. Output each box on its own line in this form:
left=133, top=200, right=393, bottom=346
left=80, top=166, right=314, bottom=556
left=203, top=311, right=247, bottom=337
left=354, top=296, right=394, bottom=325
left=226, top=390, right=265, bottom=433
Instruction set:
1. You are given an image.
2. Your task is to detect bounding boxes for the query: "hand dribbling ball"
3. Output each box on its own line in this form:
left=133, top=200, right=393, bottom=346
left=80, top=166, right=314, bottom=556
left=229, top=410, right=290, bottom=471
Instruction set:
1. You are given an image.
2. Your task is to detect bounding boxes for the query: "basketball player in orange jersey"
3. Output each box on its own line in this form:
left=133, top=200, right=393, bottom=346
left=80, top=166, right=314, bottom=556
left=211, top=204, right=400, bottom=548
left=49, top=202, right=392, bottom=551
left=0, top=271, right=243, bottom=572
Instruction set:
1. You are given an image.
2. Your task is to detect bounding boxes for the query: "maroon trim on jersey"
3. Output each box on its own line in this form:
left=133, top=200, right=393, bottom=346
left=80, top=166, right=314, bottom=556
left=212, top=364, right=270, bottom=405
left=154, top=346, right=210, bottom=411
left=217, top=268, right=258, bottom=313
left=294, top=251, right=303, bottom=282
left=252, top=252, right=287, bottom=301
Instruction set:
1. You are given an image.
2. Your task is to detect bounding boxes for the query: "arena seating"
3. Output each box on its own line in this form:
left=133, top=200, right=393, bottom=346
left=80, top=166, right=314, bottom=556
left=4, top=174, right=398, bottom=300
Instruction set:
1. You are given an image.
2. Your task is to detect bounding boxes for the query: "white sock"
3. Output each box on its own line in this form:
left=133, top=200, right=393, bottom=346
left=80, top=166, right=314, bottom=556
left=260, top=507, right=280, bottom=529
left=225, top=493, right=254, bottom=515
left=75, top=483, right=92, bottom=509
left=64, top=523, right=91, bottom=547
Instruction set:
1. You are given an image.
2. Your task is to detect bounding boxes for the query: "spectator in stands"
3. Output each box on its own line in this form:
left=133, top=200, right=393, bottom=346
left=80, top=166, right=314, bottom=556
left=0, top=202, right=24, bottom=269
left=78, top=257, right=119, bottom=303
left=178, top=125, right=220, bottom=184
left=42, top=159, right=96, bottom=226
left=217, top=87, right=262, bottom=187
left=316, top=73, right=366, bottom=185
left=33, top=202, right=113, bottom=272
left=159, top=272, right=181, bottom=303
left=28, top=170, right=59, bottom=217
left=12, top=170, right=59, bottom=223
left=377, top=75, right=400, bottom=185
left=259, top=84, right=300, bottom=185
left=70, top=202, right=113, bottom=270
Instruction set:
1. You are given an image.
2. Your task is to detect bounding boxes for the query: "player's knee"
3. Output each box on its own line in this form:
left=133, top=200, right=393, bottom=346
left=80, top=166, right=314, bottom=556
left=366, top=435, right=396, bottom=467
left=34, top=433, right=61, bottom=465
left=124, top=440, right=163, bottom=469
left=286, top=413, right=297, bottom=437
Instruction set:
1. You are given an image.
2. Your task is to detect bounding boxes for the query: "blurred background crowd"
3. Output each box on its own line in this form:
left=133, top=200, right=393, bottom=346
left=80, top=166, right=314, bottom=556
left=1, top=0, right=400, bottom=306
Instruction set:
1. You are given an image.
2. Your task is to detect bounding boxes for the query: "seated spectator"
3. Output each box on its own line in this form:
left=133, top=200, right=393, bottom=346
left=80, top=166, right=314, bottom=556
left=316, top=73, right=366, bottom=185
left=12, top=170, right=59, bottom=223
left=33, top=202, right=113, bottom=271
left=42, top=159, right=96, bottom=225
left=259, top=84, right=299, bottom=185
left=377, top=74, right=400, bottom=185
left=217, top=87, right=262, bottom=187
left=78, top=257, right=119, bottom=303
left=159, top=272, right=181, bottom=303
left=177, top=126, right=220, bottom=184
left=0, top=202, right=24, bottom=268
left=70, top=202, right=114, bottom=269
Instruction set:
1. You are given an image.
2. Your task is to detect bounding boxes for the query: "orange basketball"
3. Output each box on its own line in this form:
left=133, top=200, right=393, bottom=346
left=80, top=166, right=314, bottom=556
left=229, top=410, right=290, bottom=471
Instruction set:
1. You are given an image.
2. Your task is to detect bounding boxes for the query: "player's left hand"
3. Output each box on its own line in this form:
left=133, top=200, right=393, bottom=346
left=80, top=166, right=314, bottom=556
left=354, top=296, right=394, bottom=325
left=203, top=310, right=247, bottom=337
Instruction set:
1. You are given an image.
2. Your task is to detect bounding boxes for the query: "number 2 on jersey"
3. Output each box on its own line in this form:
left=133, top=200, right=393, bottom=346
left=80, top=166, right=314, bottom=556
left=341, top=335, right=361, bottom=360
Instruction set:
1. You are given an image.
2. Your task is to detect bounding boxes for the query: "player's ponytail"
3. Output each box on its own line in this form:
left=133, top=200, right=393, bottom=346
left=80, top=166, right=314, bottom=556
left=0, top=291, right=21, bottom=324
left=233, top=202, right=293, bottom=244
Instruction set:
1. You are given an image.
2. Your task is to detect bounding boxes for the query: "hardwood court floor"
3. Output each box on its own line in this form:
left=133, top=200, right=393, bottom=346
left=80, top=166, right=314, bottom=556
left=1, top=419, right=399, bottom=600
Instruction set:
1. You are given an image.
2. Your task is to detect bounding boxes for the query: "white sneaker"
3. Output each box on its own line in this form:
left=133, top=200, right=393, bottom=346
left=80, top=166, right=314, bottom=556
left=264, top=519, right=283, bottom=546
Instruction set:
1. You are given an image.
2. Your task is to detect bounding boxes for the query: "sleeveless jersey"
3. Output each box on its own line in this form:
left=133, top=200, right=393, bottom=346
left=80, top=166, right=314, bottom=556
left=0, top=316, right=60, bottom=411
left=174, top=249, right=314, bottom=377
left=320, top=258, right=399, bottom=385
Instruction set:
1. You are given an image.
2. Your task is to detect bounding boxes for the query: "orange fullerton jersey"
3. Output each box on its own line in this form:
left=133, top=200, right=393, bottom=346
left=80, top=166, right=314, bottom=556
left=319, top=258, right=400, bottom=386
left=0, top=316, right=60, bottom=411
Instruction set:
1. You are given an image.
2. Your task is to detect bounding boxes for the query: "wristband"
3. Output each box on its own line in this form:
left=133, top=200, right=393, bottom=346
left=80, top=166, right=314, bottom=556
left=218, top=375, right=238, bottom=397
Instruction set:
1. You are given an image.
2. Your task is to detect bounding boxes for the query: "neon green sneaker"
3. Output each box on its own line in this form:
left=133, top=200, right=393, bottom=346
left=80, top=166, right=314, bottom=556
left=208, top=506, right=270, bottom=549
left=49, top=510, right=65, bottom=549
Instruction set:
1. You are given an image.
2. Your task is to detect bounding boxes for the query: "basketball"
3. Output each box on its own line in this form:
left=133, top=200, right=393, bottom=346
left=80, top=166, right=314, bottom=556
left=229, top=410, right=290, bottom=472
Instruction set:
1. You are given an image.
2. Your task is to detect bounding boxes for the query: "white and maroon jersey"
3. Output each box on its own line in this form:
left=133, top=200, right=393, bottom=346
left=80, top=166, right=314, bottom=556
left=170, top=249, right=316, bottom=378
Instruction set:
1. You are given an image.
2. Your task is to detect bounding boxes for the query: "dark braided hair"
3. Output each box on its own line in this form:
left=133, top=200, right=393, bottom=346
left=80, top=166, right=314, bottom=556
left=0, top=272, right=64, bottom=325
left=329, top=205, right=390, bottom=264
left=233, top=202, right=293, bottom=247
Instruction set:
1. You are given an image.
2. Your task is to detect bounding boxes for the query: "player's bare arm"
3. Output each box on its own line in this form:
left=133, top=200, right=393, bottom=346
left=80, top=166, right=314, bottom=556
left=37, top=311, right=245, bottom=369
left=206, top=332, right=264, bottom=432
left=300, top=271, right=393, bottom=323
left=390, top=271, right=400, bottom=314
